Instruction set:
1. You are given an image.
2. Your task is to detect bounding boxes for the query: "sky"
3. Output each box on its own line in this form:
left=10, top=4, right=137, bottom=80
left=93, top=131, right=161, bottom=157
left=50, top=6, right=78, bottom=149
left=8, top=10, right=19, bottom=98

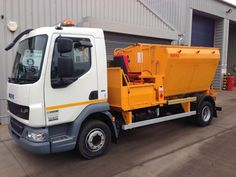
left=223, top=0, right=236, bottom=6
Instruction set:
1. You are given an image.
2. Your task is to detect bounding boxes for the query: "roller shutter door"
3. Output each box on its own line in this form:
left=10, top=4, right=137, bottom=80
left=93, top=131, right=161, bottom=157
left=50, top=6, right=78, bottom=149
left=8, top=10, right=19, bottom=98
left=191, top=14, right=225, bottom=90
left=191, top=14, right=215, bottom=47
left=104, top=32, right=171, bottom=61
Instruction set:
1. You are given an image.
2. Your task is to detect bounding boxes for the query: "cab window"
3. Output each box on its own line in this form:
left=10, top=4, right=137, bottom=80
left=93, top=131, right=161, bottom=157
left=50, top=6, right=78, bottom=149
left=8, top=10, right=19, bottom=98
left=51, top=37, right=92, bottom=88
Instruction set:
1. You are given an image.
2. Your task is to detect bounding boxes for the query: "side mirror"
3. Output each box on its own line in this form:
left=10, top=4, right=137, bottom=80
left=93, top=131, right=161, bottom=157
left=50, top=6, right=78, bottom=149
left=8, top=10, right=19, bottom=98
left=79, top=40, right=93, bottom=47
left=58, top=58, right=73, bottom=78
left=57, top=38, right=73, bottom=53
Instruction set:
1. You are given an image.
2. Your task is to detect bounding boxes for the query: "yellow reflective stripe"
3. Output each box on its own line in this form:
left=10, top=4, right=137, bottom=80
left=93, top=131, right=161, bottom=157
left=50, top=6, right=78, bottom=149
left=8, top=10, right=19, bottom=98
left=46, top=99, right=107, bottom=111
left=168, top=97, right=197, bottom=105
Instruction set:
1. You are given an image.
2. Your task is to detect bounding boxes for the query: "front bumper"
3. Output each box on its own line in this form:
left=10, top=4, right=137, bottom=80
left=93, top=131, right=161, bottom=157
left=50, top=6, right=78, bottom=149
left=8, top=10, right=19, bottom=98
left=8, top=118, right=50, bottom=154
left=8, top=117, right=76, bottom=154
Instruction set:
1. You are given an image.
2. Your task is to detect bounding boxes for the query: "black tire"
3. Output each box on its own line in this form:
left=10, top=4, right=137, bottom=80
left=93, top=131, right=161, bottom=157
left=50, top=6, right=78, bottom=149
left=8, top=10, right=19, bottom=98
left=195, top=101, right=213, bottom=127
left=76, top=120, right=111, bottom=159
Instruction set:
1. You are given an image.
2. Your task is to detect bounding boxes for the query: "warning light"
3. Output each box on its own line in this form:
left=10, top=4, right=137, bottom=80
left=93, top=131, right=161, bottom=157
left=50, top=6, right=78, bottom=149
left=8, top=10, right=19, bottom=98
left=159, top=86, right=164, bottom=99
left=61, top=19, right=75, bottom=27
left=160, top=93, right=163, bottom=98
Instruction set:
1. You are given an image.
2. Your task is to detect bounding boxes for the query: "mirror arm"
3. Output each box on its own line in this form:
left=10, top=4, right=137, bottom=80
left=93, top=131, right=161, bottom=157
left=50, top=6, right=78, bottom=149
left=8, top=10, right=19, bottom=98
left=5, top=29, right=33, bottom=51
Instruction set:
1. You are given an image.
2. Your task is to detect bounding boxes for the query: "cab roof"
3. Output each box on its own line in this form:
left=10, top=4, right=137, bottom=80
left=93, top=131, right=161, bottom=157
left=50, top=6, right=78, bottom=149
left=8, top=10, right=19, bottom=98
left=22, top=26, right=104, bottom=41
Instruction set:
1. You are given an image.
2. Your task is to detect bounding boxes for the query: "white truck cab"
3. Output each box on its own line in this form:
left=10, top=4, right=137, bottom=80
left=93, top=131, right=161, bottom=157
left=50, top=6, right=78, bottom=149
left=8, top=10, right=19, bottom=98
left=7, top=21, right=117, bottom=158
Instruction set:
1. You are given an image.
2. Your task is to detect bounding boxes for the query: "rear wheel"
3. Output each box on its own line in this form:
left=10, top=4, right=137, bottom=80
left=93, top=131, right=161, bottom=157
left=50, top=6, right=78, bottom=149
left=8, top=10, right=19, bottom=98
left=77, top=120, right=111, bottom=159
left=195, top=101, right=213, bottom=126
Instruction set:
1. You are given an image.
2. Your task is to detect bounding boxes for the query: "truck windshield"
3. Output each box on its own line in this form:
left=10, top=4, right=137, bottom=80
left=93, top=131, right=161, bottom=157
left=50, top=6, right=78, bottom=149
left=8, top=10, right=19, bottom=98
left=9, top=35, right=48, bottom=84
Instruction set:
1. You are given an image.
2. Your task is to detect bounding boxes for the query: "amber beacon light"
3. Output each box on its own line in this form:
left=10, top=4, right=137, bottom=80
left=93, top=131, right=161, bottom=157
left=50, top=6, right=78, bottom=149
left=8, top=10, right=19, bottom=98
left=61, top=19, right=75, bottom=26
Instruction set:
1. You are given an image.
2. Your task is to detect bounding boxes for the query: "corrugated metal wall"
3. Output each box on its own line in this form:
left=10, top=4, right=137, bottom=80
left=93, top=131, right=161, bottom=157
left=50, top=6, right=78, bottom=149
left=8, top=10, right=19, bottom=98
left=0, top=0, right=177, bottom=123
left=104, top=32, right=171, bottom=60
left=0, top=0, right=8, bottom=123
left=144, top=0, right=187, bottom=36
left=215, top=19, right=229, bottom=89
left=144, top=0, right=236, bottom=44
left=213, top=19, right=225, bottom=89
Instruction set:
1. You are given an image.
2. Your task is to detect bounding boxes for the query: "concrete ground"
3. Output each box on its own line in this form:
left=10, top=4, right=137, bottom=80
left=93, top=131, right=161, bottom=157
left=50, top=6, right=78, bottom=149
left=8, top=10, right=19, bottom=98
left=0, top=89, right=236, bottom=177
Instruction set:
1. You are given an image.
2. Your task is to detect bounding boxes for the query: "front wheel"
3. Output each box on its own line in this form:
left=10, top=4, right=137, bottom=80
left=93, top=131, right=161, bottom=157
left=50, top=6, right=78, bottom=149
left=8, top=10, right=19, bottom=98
left=76, top=120, right=111, bottom=159
left=195, top=101, right=214, bottom=127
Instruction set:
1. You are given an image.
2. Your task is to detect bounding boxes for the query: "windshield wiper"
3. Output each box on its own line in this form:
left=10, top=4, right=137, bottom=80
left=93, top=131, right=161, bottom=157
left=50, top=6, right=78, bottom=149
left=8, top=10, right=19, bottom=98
left=8, top=77, right=38, bottom=84
left=5, top=29, right=33, bottom=51
left=17, top=79, right=37, bottom=84
left=8, top=77, right=21, bottom=83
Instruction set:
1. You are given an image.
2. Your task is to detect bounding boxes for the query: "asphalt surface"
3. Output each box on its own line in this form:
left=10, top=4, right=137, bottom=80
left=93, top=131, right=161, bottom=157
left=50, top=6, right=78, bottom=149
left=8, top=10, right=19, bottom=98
left=0, top=89, right=236, bottom=177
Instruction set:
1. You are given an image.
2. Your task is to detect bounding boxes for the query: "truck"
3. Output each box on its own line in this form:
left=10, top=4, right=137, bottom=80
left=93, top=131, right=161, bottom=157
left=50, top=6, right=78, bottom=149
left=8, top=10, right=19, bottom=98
left=5, top=19, right=221, bottom=159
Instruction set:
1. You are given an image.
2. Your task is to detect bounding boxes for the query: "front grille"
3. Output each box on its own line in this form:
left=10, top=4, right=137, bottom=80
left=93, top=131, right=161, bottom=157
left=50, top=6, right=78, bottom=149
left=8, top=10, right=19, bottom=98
left=8, top=101, right=29, bottom=120
left=10, top=117, right=24, bottom=136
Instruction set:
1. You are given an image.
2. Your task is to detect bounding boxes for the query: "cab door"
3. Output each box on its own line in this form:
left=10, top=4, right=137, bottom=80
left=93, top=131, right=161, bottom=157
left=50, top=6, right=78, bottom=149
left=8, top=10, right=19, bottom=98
left=44, top=34, right=98, bottom=126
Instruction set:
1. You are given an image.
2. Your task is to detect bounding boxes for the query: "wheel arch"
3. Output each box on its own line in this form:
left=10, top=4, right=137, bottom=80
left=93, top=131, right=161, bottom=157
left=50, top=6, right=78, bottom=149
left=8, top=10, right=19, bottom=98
left=196, top=94, right=217, bottom=117
left=70, top=102, right=118, bottom=143
left=80, top=111, right=118, bottom=142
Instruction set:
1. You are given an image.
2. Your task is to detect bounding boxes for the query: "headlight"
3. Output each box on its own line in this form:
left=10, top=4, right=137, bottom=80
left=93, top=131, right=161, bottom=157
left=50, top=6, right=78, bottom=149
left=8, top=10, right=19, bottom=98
left=26, top=131, right=48, bottom=142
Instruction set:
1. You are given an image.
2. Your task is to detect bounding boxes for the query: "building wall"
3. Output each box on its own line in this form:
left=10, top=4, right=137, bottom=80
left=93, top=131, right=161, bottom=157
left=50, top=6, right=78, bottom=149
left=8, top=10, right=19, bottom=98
left=0, top=0, right=235, bottom=123
left=104, top=32, right=171, bottom=61
left=144, top=0, right=236, bottom=44
left=0, top=0, right=177, bottom=124
left=144, top=0, right=236, bottom=89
